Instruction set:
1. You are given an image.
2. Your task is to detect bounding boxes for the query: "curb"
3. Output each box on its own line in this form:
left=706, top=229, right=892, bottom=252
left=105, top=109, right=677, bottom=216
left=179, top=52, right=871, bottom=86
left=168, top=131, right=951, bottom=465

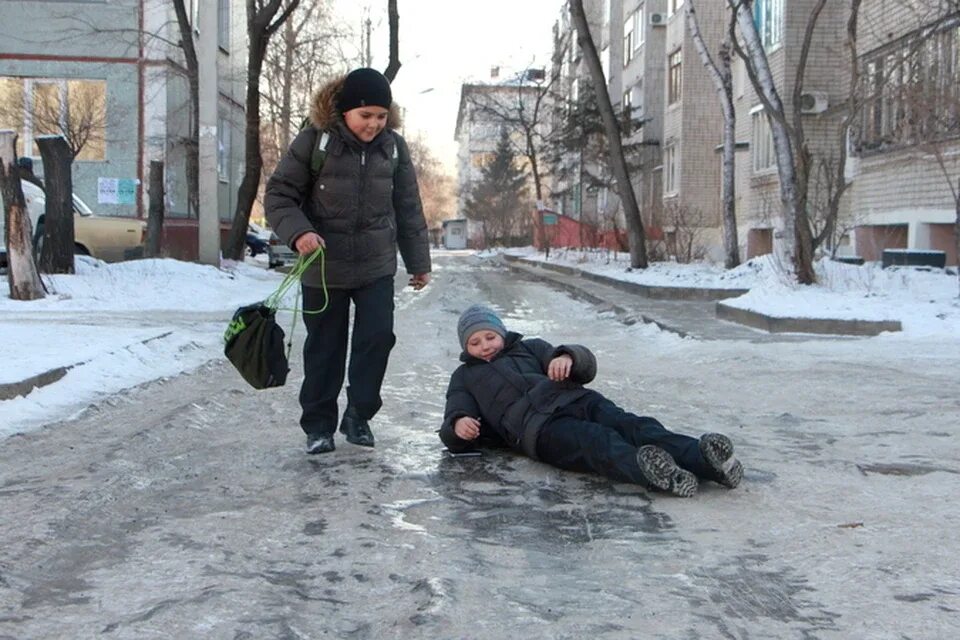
left=0, top=330, right=175, bottom=402
left=502, top=254, right=748, bottom=301
left=715, top=302, right=902, bottom=336
left=0, top=366, right=72, bottom=402
left=500, top=253, right=902, bottom=337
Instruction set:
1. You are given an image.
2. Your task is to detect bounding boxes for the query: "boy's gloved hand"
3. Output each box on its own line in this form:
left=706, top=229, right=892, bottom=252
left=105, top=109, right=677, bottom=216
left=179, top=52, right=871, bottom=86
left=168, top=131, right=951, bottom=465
left=454, top=416, right=481, bottom=440
left=548, top=355, right=573, bottom=381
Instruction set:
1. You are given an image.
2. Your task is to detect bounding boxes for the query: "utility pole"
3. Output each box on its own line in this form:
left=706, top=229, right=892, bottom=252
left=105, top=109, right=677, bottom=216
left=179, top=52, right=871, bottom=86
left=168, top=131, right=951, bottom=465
left=197, top=0, right=220, bottom=266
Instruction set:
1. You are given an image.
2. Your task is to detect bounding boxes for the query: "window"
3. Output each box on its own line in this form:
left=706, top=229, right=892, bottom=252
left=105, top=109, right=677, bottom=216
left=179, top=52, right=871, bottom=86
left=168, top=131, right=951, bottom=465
left=623, top=11, right=634, bottom=66
left=0, top=77, right=106, bottom=161
left=603, top=0, right=611, bottom=38
left=664, top=144, right=678, bottom=194
left=471, top=152, right=495, bottom=168
left=635, top=4, right=645, bottom=50
left=632, top=81, right=644, bottom=117
left=857, top=25, right=960, bottom=151
left=622, top=89, right=632, bottom=133
left=667, top=0, right=684, bottom=17
left=668, top=49, right=682, bottom=104
left=754, top=0, right=784, bottom=50
left=217, top=115, right=231, bottom=182
left=622, top=82, right=643, bottom=134
left=751, top=107, right=775, bottom=172
left=218, top=0, right=230, bottom=51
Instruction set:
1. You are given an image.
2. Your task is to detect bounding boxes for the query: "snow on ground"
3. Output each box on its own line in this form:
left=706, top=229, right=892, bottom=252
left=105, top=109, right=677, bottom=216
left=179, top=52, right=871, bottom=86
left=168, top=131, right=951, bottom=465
left=503, top=246, right=960, bottom=336
left=2, top=248, right=959, bottom=437
left=0, top=256, right=289, bottom=436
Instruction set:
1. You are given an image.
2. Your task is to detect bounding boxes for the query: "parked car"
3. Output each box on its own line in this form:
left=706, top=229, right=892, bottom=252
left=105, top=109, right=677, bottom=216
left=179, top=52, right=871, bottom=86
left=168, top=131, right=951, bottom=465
left=0, top=179, right=145, bottom=268
left=267, top=232, right=297, bottom=269
left=245, top=232, right=269, bottom=257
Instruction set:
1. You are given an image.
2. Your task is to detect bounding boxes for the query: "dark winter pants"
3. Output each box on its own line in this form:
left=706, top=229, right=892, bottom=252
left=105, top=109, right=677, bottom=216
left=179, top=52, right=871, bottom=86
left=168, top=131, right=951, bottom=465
left=299, top=276, right=396, bottom=436
left=535, top=391, right=716, bottom=485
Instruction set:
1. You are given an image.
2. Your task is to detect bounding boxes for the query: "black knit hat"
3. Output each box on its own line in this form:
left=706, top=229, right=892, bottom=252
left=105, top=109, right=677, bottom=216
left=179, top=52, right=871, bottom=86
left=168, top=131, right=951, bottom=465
left=336, top=68, right=393, bottom=113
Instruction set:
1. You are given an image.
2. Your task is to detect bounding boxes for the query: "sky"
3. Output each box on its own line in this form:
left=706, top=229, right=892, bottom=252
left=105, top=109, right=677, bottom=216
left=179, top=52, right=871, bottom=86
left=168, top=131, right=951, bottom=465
left=329, top=0, right=563, bottom=172
left=2, top=250, right=959, bottom=436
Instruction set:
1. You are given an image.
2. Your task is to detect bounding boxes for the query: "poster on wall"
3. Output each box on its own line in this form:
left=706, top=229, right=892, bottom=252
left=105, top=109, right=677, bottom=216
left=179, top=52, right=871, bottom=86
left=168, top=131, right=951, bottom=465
left=98, top=178, right=138, bottom=205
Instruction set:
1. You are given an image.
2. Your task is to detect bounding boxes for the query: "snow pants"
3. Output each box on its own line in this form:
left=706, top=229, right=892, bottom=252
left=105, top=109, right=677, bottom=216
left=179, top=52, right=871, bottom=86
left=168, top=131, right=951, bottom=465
left=299, top=276, right=396, bottom=436
left=535, top=391, right=717, bottom=485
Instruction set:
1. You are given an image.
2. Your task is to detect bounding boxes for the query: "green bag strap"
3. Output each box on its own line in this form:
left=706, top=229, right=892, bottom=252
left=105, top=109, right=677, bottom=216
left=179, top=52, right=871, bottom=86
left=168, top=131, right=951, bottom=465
left=262, top=246, right=329, bottom=363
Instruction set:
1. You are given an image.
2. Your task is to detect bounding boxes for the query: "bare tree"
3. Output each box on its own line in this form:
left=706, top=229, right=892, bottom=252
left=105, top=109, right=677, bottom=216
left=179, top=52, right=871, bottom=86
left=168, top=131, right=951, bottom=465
left=664, top=201, right=708, bottom=264
left=729, top=0, right=808, bottom=281
left=467, top=69, right=559, bottom=205
left=406, top=135, right=456, bottom=230
left=0, top=80, right=107, bottom=162
left=171, top=0, right=200, bottom=218
left=685, top=1, right=739, bottom=269
left=224, top=0, right=301, bottom=261
left=570, top=0, right=647, bottom=268
left=384, top=0, right=401, bottom=82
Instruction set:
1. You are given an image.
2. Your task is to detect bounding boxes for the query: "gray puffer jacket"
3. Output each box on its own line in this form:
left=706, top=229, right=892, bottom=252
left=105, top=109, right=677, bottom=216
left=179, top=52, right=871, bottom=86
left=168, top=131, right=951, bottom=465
left=264, top=76, right=431, bottom=289
left=439, top=332, right=598, bottom=459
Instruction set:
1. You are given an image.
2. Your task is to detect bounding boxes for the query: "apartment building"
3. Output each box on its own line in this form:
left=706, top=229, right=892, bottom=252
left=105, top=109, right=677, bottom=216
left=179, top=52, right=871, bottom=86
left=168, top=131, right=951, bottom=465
left=454, top=80, right=543, bottom=244
left=0, top=0, right=246, bottom=234
left=730, top=0, right=851, bottom=261
left=846, top=1, right=959, bottom=264
left=659, top=0, right=726, bottom=259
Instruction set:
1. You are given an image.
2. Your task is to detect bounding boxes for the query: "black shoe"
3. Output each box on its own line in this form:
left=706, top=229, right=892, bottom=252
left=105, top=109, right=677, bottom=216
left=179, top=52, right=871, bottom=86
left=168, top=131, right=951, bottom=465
left=339, top=407, right=375, bottom=447
left=699, top=433, right=743, bottom=489
left=306, top=433, right=335, bottom=455
left=636, top=445, right=698, bottom=497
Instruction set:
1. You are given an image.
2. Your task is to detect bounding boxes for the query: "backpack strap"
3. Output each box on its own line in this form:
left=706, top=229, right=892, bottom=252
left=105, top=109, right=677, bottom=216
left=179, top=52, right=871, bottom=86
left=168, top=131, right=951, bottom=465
left=309, top=129, right=400, bottom=181
left=310, top=130, right=331, bottom=177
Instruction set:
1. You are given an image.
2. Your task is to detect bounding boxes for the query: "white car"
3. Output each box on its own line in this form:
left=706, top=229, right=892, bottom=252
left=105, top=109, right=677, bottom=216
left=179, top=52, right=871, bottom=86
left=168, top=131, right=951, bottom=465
left=267, top=232, right=297, bottom=269
left=1, top=180, right=145, bottom=268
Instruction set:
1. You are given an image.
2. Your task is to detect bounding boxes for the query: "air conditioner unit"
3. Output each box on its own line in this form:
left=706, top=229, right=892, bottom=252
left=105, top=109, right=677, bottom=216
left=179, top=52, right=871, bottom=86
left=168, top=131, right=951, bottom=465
left=799, top=91, right=829, bottom=114
left=649, top=12, right=667, bottom=26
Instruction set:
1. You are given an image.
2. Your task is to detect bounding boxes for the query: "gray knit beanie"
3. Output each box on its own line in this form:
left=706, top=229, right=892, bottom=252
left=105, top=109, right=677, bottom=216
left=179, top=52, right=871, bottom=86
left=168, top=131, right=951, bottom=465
left=457, top=305, right=507, bottom=350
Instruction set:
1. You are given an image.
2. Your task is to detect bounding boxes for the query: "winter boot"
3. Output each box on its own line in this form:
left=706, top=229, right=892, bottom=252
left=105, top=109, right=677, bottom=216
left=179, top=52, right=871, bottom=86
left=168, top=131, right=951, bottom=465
left=339, top=406, right=375, bottom=447
left=699, top=433, right=743, bottom=489
left=636, top=445, right=698, bottom=497
left=306, top=433, right=335, bottom=455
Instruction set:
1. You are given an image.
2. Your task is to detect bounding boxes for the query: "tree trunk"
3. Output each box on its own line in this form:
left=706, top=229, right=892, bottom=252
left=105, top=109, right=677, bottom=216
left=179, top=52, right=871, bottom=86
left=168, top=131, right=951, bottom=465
left=0, top=132, right=45, bottom=300
left=731, top=1, right=808, bottom=282
left=685, top=1, right=739, bottom=269
left=146, top=160, right=165, bottom=258
left=570, top=0, right=647, bottom=268
left=955, top=178, right=959, bottom=297
left=280, top=18, right=295, bottom=151
left=384, top=0, right=400, bottom=82
left=227, top=0, right=301, bottom=260
left=36, top=135, right=75, bottom=274
left=173, top=0, right=200, bottom=218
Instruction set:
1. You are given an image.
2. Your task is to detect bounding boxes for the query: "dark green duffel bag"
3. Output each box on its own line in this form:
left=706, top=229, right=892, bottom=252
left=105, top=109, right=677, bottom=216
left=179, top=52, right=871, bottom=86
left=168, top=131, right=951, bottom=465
left=223, top=248, right=326, bottom=390
left=224, top=303, right=289, bottom=389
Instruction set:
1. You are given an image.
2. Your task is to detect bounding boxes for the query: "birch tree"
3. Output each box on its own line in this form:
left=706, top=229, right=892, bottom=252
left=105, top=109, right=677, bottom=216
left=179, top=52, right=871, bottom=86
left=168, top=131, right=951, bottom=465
left=685, top=0, right=740, bottom=269
left=570, top=0, right=648, bottom=268
left=728, top=0, right=808, bottom=281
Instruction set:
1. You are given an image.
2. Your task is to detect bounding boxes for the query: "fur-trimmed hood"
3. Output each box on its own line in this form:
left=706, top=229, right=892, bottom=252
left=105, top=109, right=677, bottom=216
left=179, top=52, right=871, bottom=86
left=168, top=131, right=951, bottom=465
left=308, top=74, right=403, bottom=131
